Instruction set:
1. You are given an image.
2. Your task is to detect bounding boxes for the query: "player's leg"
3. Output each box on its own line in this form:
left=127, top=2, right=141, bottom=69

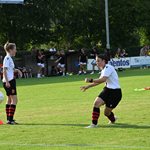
left=104, top=107, right=116, bottom=123
left=6, top=96, right=11, bottom=121
left=3, top=81, right=12, bottom=122
left=92, top=97, right=105, bottom=125
left=7, top=79, right=18, bottom=124
left=8, top=95, right=18, bottom=124
left=86, top=97, right=105, bottom=128
left=104, top=89, right=122, bottom=124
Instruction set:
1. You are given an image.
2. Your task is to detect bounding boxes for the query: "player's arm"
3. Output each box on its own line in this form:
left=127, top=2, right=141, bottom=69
left=88, top=76, right=108, bottom=84
left=14, top=69, right=23, bottom=78
left=3, top=67, right=10, bottom=87
left=80, top=82, right=100, bottom=92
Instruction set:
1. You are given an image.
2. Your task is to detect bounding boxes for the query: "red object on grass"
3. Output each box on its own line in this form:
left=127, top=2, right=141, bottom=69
left=0, top=120, right=4, bottom=125
left=144, top=87, right=150, bottom=90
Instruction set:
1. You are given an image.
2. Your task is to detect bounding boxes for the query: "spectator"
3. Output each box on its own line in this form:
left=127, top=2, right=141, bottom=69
left=55, top=50, right=66, bottom=76
left=90, top=47, right=99, bottom=74
left=36, top=49, right=45, bottom=78
left=120, top=49, right=128, bottom=57
left=140, top=46, right=148, bottom=56
left=78, top=48, right=88, bottom=75
left=147, top=46, right=150, bottom=56
left=115, top=48, right=121, bottom=58
left=104, top=48, right=111, bottom=61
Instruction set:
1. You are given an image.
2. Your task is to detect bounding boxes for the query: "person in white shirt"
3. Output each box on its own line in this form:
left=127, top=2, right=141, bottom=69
left=2, top=42, right=22, bottom=125
left=80, top=54, right=122, bottom=128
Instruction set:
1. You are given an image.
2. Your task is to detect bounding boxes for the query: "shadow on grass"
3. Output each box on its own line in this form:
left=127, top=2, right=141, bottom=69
left=19, top=123, right=150, bottom=129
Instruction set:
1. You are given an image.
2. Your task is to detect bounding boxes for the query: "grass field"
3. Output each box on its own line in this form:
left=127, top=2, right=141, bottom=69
left=0, top=69, right=150, bottom=150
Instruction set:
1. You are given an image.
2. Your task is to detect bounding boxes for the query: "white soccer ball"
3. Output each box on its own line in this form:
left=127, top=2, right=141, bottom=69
left=0, top=91, right=4, bottom=103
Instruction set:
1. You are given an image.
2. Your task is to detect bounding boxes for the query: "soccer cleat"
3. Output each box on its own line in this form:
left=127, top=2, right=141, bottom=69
left=12, top=120, right=19, bottom=125
left=85, top=124, right=98, bottom=128
left=108, top=116, right=118, bottom=125
left=6, top=121, right=14, bottom=125
left=6, top=120, right=18, bottom=125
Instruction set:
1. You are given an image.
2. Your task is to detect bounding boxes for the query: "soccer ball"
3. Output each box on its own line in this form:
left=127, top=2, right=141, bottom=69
left=0, top=91, right=4, bottom=103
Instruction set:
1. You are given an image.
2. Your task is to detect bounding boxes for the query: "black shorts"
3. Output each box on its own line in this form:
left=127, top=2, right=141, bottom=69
left=3, top=79, right=17, bottom=96
left=98, top=87, right=122, bottom=108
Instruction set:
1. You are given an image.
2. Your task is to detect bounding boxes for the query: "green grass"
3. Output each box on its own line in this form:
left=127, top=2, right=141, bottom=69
left=0, top=69, right=150, bottom=150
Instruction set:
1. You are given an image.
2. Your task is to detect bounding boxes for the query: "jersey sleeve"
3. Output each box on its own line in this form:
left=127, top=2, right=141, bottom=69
left=3, top=57, right=9, bottom=68
left=102, top=66, right=113, bottom=77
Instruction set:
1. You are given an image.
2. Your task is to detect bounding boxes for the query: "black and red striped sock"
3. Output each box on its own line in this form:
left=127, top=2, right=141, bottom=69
left=8, top=105, right=16, bottom=122
left=6, top=104, right=11, bottom=121
left=107, top=112, right=115, bottom=123
left=92, top=107, right=100, bottom=125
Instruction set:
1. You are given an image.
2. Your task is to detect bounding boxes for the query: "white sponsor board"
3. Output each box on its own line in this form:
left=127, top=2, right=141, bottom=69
left=0, top=0, right=24, bottom=4
left=87, top=56, right=150, bottom=70
left=109, top=58, right=130, bottom=69
left=130, top=56, right=150, bottom=67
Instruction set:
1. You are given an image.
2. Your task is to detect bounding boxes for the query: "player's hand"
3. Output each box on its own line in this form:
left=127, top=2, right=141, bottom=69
left=6, top=82, right=10, bottom=88
left=85, top=78, right=93, bottom=83
left=80, top=86, right=88, bottom=92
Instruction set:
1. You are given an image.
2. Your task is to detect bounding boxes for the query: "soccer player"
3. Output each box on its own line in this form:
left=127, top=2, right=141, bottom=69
left=80, top=54, right=122, bottom=128
left=2, top=42, right=22, bottom=125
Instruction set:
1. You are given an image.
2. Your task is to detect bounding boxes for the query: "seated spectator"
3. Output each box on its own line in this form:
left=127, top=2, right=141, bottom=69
left=120, top=49, right=128, bottom=57
left=115, top=48, right=121, bottom=58
left=140, top=46, right=148, bottom=56
left=146, top=46, right=150, bottom=56
left=55, top=50, right=66, bottom=76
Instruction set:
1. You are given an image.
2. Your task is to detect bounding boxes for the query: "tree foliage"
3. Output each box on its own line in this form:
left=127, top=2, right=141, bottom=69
left=0, top=0, right=150, bottom=50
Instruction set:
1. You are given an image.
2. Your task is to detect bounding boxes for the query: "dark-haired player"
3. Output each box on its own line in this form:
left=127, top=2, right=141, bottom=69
left=80, top=54, right=122, bottom=128
left=2, top=42, right=22, bottom=124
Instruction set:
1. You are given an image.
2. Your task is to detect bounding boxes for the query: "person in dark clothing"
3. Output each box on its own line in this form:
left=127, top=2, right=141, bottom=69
left=55, top=50, right=66, bottom=76
left=78, top=48, right=88, bottom=75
